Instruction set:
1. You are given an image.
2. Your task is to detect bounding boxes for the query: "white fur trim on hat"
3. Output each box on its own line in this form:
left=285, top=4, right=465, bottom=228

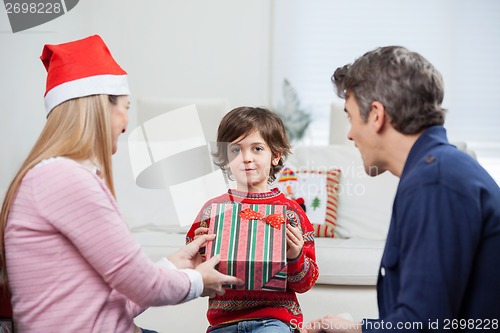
left=44, top=74, right=130, bottom=114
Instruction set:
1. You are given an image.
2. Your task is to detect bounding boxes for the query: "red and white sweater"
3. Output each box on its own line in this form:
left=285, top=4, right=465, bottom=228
left=186, top=188, right=319, bottom=329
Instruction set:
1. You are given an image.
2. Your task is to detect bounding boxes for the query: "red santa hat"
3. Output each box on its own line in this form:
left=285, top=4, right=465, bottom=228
left=40, top=34, right=130, bottom=114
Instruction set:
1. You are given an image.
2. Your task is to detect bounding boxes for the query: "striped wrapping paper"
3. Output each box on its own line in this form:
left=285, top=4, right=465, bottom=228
left=205, top=203, right=287, bottom=291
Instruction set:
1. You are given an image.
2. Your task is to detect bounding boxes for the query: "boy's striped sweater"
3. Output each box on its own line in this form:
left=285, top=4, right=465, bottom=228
left=186, top=188, right=319, bottom=330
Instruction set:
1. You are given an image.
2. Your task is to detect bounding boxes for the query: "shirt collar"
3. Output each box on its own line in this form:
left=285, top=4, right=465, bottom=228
left=400, top=125, right=449, bottom=180
left=227, top=187, right=281, bottom=200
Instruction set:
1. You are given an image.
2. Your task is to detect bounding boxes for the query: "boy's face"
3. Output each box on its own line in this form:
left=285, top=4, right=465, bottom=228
left=226, top=130, right=279, bottom=193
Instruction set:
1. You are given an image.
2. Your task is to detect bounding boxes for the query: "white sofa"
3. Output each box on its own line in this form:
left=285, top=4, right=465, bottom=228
left=132, top=139, right=477, bottom=332
left=127, top=100, right=479, bottom=332
left=133, top=143, right=401, bottom=332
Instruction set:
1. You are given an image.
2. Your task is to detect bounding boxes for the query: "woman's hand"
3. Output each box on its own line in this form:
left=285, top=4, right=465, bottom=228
left=194, top=227, right=210, bottom=240
left=196, top=255, right=244, bottom=298
left=167, top=234, right=213, bottom=269
left=286, top=224, right=304, bottom=260
left=167, top=234, right=243, bottom=297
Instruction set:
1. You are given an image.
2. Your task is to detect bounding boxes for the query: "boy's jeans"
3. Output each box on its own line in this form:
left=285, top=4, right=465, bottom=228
left=208, top=319, right=294, bottom=333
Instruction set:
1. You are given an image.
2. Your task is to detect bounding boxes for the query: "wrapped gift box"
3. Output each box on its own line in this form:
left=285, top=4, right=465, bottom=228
left=205, top=203, right=287, bottom=291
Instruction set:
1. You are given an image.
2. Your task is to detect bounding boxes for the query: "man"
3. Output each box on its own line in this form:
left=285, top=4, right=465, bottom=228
left=304, top=46, right=500, bottom=332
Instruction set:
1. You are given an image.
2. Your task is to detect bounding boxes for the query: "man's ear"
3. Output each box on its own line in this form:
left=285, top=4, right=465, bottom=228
left=369, top=101, right=386, bottom=132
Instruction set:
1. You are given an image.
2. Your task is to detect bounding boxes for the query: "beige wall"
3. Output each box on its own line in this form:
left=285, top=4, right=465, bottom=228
left=0, top=1, right=272, bottom=226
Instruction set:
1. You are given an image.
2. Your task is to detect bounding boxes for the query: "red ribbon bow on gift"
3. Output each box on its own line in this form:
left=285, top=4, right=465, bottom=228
left=238, top=208, right=285, bottom=229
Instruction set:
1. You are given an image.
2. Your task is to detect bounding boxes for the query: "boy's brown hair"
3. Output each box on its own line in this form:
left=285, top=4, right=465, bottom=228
left=213, top=106, right=291, bottom=184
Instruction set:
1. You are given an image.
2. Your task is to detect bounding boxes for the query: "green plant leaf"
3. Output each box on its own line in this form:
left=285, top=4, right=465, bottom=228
left=275, top=79, right=312, bottom=143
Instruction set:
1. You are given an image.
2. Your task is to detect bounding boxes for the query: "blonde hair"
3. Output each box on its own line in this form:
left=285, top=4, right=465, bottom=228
left=0, top=94, right=117, bottom=287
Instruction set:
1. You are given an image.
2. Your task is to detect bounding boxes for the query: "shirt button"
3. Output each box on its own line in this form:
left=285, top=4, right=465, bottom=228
left=381, top=267, right=386, bottom=277
left=425, top=155, right=436, bottom=163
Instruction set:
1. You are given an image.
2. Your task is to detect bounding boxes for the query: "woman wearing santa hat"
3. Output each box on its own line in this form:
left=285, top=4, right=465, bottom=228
left=0, top=35, right=241, bottom=333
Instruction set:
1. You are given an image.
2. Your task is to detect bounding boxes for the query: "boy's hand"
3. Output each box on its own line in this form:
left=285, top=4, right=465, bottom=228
left=286, top=224, right=304, bottom=260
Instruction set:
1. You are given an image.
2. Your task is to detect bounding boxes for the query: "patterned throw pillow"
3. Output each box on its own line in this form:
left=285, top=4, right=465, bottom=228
left=277, top=168, right=341, bottom=237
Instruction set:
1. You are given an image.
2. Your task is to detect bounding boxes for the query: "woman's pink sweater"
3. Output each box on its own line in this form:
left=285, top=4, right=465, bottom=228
left=5, top=158, right=193, bottom=332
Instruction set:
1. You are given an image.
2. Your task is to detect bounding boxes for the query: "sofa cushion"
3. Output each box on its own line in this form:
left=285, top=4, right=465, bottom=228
left=277, top=168, right=341, bottom=237
left=284, top=145, right=399, bottom=240
left=314, top=237, right=384, bottom=285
